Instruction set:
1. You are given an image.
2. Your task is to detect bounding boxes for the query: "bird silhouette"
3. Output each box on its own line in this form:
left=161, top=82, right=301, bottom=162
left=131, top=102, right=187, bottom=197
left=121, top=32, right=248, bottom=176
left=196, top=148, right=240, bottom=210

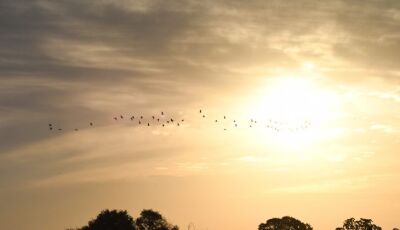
left=90, top=122, right=93, bottom=126
left=161, top=111, right=164, bottom=115
left=152, top=116, right=155, bottom=120
left=114, top=117, right=117, bottom=120
left=147, top=123, right=150, bottom=126
left=120, top=115, right=124, bottom=119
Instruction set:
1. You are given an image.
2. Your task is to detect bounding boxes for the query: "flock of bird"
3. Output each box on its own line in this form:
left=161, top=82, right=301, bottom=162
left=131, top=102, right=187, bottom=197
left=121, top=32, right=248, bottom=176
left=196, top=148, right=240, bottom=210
left=47, top=109, right=311, bottom=133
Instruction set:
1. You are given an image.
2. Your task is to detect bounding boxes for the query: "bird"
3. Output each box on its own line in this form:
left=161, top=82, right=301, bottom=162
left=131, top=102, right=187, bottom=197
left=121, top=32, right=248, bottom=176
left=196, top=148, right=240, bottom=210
left=181, top=119, right=184, bottom=122
left=49, top=127, right=53, bottom=130
left=167, top=121, right=170, bottom=124
left=215, top=120, right=218, bottom=122
left=120, top=115, right=124, bottom=119
left=224, top=116, right=226, bottom=119
left=157, top=118, right=160, bottom=122
left=48, top=123, right=52, bottom=126
left=170, top=118, right=174, bottom=122
left=130, top=116, right=135, bottom=120
left=140, top=116, right=143, bottom=119
left=199, top=109, right=202, bottom=113
left=177, top=123, right=180, bottom=126
left=74, top=129, right=79, bottom=131
left=58, top=128, right=62, bottom=131
left=147, top=123, right=150, bottom=126
left=90, top=122, right=93, bottom=126
left=114, top=117, right=117, bottom=120
left=152, top=116, right=155, bottom=120
left=162, top=124, right=165, bottom=127
left=139, top=121, right=141, bottom=124
left=224, top=128, right=227, bottom=131
left=161, top=111, right=164, bottom=115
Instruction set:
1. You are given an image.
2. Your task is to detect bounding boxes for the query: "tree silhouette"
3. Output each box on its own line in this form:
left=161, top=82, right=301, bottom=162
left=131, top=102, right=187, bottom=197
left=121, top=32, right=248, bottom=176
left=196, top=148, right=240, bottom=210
left=80, top=209, right=136, bottom=230
left=336, top=218, right=381, bottom=230
left=136, top=209, right=179, bottom=230
left=258, top=216, right=312, bottom=230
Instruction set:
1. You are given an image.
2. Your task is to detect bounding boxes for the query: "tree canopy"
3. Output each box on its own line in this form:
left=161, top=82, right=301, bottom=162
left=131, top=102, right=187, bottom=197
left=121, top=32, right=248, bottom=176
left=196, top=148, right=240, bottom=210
left=258, top=216, right=313, bottom=230
left=80, top=209, right=136, bottom=230
left=336, top=218, right=382, bottom=230
left=136, top=209, right=179, bottom=230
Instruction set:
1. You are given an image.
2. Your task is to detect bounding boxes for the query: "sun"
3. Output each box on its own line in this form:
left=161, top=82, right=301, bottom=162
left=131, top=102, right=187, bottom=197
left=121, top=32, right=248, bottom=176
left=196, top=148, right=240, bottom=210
left=246, top=75, right=339, bottom=148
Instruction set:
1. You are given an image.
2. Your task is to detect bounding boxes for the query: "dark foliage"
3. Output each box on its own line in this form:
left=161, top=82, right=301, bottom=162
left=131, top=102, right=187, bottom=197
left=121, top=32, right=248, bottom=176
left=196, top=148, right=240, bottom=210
left=336, top=218, right=381, bottom=230
left=136, top=209, right=179, bottom=230
left=258, top=216, right=312, bottom=230
left=79, top=209, right=136, bottom=230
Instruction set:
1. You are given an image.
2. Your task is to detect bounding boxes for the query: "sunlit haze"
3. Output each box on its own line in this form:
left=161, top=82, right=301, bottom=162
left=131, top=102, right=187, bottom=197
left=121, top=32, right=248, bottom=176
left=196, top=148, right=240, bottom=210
left=0, top=0, right=399, bottom=229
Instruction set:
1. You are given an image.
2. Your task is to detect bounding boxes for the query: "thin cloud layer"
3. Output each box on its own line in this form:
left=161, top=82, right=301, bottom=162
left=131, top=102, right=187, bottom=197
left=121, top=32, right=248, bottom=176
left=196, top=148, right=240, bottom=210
left=1, top=0, right=400, bottom=230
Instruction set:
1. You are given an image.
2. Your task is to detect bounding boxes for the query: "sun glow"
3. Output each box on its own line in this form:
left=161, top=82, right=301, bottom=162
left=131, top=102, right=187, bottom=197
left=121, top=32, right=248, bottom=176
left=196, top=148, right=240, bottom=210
left=247, top=75, right=339, bottom=148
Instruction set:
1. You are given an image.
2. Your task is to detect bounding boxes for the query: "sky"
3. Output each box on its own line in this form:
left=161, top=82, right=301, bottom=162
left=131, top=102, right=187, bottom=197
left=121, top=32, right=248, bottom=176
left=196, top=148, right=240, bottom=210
left=0, top=0, right=400, bottom=229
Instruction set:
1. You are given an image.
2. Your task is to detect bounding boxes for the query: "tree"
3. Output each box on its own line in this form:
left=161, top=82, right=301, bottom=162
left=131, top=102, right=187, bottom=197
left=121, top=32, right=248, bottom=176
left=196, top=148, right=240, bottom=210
left=80, top=209, right=136, bottom=230
left=337, top=218, right=381, bottom=230
left=258, top=216, right=313, bottom=230
left=136, top=209, right=179, bottom=230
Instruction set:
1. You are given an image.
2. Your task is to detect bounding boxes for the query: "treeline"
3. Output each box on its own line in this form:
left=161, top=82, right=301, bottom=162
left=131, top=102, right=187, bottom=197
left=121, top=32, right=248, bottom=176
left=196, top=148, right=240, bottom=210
left=66, top=209, right=399, bottom=230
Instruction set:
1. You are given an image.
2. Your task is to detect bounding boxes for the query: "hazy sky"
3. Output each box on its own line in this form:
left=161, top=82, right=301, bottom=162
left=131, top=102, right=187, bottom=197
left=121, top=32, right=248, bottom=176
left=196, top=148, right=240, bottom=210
left=1, top=0, right=400, bottom=229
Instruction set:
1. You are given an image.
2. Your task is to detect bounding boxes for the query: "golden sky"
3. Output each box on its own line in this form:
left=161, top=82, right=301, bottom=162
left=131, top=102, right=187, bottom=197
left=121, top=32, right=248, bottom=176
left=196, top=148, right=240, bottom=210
left=1, top=0, right=400, bottom=229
